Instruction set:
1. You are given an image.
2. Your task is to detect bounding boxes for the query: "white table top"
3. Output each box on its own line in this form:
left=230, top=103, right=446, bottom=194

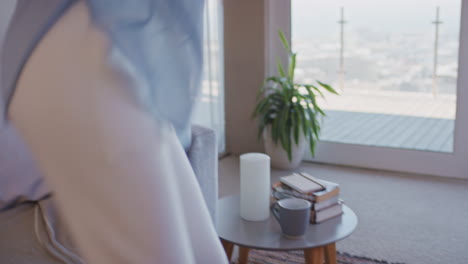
left=216, top=195, right=358, bottom=251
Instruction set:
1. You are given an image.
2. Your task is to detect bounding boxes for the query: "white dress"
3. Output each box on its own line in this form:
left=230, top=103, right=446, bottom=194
left=9, top=1, right=228, bottom=263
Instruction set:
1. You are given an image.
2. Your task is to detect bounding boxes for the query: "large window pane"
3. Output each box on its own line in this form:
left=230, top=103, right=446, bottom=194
left=292, top=0, right=461, bottom=153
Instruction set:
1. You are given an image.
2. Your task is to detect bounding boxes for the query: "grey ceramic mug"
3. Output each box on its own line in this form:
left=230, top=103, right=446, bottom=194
left=271, top=198, right=311, bottom=238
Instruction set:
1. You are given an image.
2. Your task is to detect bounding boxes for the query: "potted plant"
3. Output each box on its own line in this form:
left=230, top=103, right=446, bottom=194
left=252, top=31, right=338, bottom=169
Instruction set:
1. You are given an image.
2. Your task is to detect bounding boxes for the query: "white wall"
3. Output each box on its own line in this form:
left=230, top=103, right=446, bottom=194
left=224, top=0, right=265, bottom=155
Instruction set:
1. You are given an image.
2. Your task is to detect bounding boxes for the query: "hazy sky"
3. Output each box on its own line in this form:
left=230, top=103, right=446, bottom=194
left=292, top=0, right=462, bottom=37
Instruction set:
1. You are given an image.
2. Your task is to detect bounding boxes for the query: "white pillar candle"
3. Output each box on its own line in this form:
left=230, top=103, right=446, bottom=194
left=240, top=153, right=271, bottom=221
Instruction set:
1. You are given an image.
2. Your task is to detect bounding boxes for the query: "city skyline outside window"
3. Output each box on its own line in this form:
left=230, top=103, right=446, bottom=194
left=292, top=0, right=461, bottom=153
left=293, top=0, right=461, bottom=95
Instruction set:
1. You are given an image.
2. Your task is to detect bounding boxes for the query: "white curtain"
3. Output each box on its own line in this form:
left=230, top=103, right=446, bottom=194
left=192, top=0, right=225, bottom=153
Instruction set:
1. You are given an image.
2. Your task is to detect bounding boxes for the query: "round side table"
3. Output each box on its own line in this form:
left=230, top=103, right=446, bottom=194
left=216, top=195, right=358, bottom=264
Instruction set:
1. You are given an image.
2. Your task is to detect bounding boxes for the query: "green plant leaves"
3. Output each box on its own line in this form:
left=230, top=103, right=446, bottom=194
left=317, top=81, right=339, bottom=95
left=291, top=107, right=300, bottom=145
left=279, top=107, right=292, bottom=160
left=251, top=30, right=338, bottom=161
left=279, top=31, right=290, bottom=53
left=288, top=53, right=297, bottom=81
left=276, top=57, right=286, bottom=78
left=308, top=128, right=317, bottom=157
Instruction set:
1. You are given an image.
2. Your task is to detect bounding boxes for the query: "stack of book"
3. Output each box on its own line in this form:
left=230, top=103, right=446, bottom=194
left=272, top=172, right=343, bottom=224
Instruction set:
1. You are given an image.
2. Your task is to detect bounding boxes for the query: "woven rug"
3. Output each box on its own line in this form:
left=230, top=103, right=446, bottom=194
left=233, top=250, right=405, bottom=264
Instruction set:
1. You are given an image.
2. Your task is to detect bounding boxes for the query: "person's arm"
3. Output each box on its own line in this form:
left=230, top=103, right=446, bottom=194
left=10, top=2, right=227, bottom=263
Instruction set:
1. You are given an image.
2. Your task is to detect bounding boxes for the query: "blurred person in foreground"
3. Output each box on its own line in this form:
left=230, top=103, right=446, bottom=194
left=1, top=0, right=228, bottom=263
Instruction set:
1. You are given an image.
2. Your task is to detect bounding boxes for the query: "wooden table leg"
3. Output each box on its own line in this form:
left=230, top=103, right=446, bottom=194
left=304, top=247, right=324, bottom=264
left=324, top=243, right=337, bottom=264
left=221, top=239, right=234, bottom=262
left=238, top=246, right=250, bottom=264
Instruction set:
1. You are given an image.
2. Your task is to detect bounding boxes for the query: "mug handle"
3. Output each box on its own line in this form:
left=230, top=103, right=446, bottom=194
left=271, top=201, right=280, bottom=222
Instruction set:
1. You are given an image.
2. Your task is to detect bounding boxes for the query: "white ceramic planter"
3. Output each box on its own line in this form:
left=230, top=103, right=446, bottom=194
left=263, top=129, right=307, bottom=170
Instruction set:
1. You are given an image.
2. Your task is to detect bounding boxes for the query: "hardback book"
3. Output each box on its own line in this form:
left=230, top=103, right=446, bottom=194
left=272, top=182, right=316, bottom=202
left=310, top=180, right=340, bottom=203
left=280, top=173, right=325, bottom=194
left=271, top=189, right=341, bottom=211
left=312, top=196, right=340, bottom=211
left=272, top=178, right=339, bottom=203
left=310, top=202, right=343, bottom=224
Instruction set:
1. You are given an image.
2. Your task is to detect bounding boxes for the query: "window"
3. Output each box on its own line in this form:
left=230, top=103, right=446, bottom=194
left=263, top=0, right=468, bottom=178
left=292, top=0, right=461, bottom=153
left=192, top=0, right=225, bottom=153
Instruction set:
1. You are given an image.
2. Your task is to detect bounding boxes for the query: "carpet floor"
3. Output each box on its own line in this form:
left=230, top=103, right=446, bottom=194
left=219, top=155, right=468, bottom=264
left=234, top=250, right=405, bottom=264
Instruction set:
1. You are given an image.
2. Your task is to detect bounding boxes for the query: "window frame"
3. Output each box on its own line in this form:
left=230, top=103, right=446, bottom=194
left=265, top=0, right=468, bottom=178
